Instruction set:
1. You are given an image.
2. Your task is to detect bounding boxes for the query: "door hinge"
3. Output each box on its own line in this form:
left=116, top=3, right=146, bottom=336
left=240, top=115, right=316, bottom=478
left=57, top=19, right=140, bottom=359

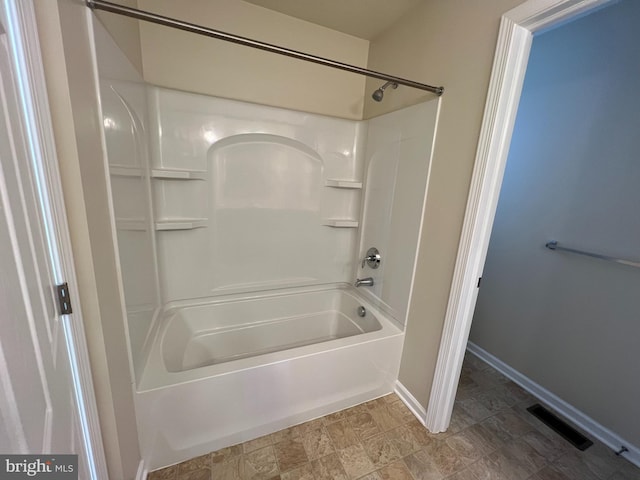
left=477, top=277, right=482, bottom=288
left=56, top=283, right=73, bottom=315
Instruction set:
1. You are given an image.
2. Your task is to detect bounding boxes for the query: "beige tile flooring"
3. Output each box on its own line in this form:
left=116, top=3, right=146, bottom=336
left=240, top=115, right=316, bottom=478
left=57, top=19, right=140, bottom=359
left=148, top=353, right=639, bottom=480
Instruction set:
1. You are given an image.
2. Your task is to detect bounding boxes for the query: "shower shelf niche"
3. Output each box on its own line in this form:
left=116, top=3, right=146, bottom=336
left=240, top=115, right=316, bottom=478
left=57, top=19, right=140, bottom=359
left=325, top=179, right=362, bottom=189
left=323, top=219, right=359, bottom=228
left=155, top=219, right=207, bottom=231
left=151, top=169, right=206, bottom=180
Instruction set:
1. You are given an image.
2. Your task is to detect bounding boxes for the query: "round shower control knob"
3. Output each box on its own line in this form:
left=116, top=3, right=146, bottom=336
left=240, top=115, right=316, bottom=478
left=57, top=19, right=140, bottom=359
left=362, top=247, right=381, bottom=269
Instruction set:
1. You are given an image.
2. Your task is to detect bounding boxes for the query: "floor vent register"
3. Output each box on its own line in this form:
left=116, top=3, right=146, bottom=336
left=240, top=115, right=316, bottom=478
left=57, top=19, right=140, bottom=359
left=527, top=403, right=594, bottom=451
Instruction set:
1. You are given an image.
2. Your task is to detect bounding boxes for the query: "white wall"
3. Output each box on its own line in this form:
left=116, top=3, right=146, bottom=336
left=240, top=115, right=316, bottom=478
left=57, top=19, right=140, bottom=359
left=470, top=0, right=640, bottom=449
left=146, top=86, right=440, bottom=328
left=149, top=88, right=365, bottom=302
left=94, top=21, right=161, bottom=382
left=137, top=0, right=369, bottom=120
left=357, top=100, right=439, bottom=325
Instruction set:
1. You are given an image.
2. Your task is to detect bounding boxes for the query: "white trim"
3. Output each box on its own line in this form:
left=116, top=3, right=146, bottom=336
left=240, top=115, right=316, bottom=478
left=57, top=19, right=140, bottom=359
left=425, top=0, right=616, bottom=434
left=135, top=459, right=147, bottom=480
left=394, top=381, right=427, bottom=427
left=467, top=342, right=640, bottom=468
left=7, top=0, right=108, bottom=477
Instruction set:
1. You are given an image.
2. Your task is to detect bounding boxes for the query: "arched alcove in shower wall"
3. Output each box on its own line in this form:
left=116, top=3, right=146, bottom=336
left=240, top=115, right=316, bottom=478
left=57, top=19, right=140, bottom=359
left=206, top=134, right=325, bottom=293
left=148, top=88, right=365, bottom=302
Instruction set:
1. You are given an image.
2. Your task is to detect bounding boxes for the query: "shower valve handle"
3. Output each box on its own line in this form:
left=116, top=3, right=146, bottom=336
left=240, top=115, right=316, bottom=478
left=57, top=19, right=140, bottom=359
left=362, top=247, right=381, bottom=269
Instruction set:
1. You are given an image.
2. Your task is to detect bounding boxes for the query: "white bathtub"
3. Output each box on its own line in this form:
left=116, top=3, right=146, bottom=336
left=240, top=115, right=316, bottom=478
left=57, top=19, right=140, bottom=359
left=135, top=284, right=404, bottom=470
left=162, top=286, right=385, bottom=370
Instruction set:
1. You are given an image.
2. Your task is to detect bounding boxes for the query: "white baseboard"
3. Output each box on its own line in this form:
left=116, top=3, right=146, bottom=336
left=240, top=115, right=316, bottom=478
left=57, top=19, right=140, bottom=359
left=394, top=381, right=427, bottom=427
left=135, top=459, right=147, bottom=480
left=467, top=342, right=640, bottom=468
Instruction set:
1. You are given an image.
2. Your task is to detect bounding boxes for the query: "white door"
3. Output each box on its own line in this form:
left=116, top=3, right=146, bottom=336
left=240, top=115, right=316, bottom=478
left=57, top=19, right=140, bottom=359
left=0, top=2, right=105, bottom=479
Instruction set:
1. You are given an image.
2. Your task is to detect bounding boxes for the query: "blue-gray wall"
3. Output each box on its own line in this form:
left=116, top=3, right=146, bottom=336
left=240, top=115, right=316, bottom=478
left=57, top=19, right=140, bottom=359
left=470, top=0, right=640, bottom=448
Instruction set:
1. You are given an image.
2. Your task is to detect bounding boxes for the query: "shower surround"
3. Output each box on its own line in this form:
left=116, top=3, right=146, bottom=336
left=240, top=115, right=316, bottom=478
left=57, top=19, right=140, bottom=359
left=94, top=20, right=438, bottom=471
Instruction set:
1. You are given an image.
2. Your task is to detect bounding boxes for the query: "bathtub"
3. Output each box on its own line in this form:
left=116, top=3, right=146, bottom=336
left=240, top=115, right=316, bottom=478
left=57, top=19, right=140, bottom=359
left=135, top=284, right=404, bottom=471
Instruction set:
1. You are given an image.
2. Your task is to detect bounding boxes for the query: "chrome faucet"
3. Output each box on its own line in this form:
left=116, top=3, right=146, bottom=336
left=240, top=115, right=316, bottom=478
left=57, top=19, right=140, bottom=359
left=355, top=277, right=374, bottom=287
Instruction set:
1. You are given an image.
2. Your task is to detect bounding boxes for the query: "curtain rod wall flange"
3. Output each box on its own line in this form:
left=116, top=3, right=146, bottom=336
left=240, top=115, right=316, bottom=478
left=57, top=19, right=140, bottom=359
left=86, top=0, right=444, bottom=97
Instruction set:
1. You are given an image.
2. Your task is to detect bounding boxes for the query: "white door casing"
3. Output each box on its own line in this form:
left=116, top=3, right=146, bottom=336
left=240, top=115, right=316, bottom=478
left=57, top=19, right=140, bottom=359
left=425, top=0, right=615, bottom=433
left=0, top=0, right=107, bottom=478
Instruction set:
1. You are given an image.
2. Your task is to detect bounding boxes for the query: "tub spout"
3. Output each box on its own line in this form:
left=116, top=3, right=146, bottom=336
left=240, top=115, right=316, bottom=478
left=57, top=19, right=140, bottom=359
left=355, top=277, right=374, bottom=287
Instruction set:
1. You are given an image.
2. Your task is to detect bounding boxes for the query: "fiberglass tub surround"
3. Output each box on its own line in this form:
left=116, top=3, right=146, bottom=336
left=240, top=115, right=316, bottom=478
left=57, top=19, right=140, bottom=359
left=95, top=20, right=161, bottom=381
left=146, top=86, right=436, bottom=324
left=94, top=18, right=439, bottom=471
left=149, top=87, right=366, bottom=302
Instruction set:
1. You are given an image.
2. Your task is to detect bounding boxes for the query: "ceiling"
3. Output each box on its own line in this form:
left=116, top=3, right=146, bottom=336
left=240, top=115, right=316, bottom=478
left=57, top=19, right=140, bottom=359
left=242, top=0, right=425, bottom=40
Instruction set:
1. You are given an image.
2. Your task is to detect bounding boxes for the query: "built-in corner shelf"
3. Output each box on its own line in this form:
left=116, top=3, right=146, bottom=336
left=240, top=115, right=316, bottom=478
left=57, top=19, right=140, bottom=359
left=116, top=218, right=207, bottom=231
left=325, top=179, right=363, bottom=189
left=155, top=219, right=207, bottom=231
left=109, top=167, right=207, bottom=180
left=151, top=169, right=206, bottom=180
left=323, top=219, right=359, bottom=228
left=110, top=166, right=143, bottom=177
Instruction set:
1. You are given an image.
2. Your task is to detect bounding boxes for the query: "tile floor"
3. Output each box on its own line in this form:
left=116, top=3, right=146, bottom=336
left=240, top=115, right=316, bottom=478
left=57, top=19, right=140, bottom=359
left=148, top=353, right=640, bottom=480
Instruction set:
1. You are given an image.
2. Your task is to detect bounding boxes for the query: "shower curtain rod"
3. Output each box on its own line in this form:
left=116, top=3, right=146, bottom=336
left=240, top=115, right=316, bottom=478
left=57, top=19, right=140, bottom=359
left=86, top=0, right=444, bottom=96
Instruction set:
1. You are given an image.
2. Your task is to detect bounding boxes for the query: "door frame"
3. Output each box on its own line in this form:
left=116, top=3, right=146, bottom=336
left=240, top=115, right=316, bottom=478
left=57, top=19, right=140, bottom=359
left=424, top=0, right=615, bottom=432
left=3, top=0, right=107, bottom=476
